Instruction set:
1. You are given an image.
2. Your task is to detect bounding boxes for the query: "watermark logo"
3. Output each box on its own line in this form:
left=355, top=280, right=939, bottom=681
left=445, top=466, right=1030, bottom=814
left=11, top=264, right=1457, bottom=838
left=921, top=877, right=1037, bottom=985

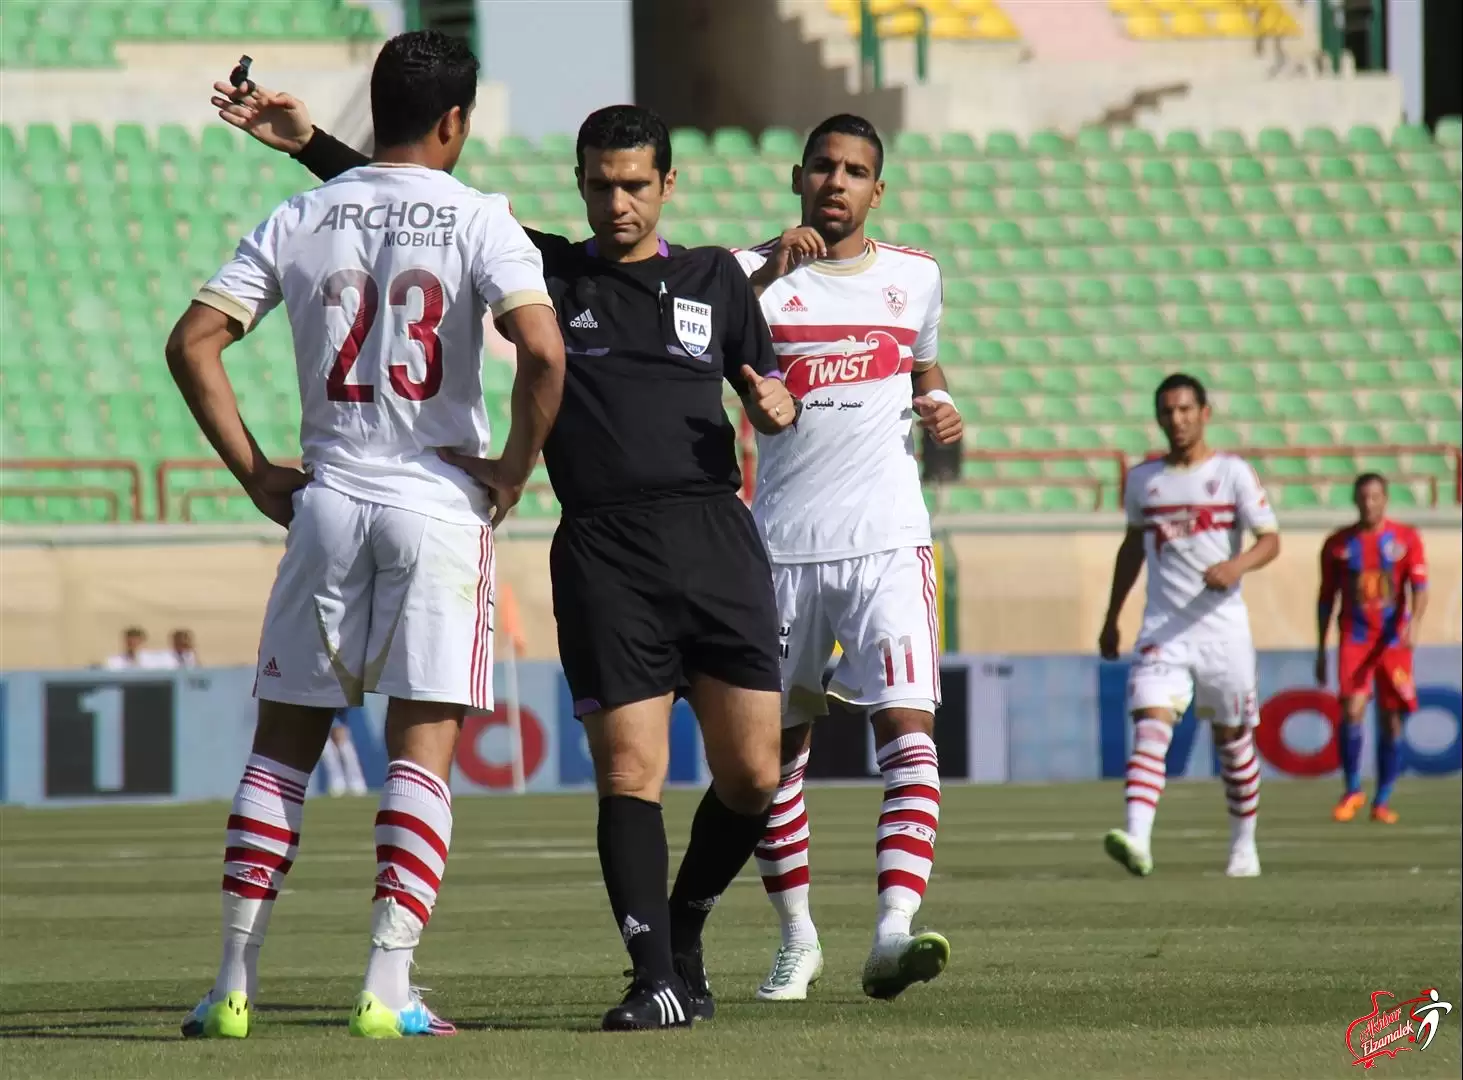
left=1346, top=988, right=1452, bottom=1068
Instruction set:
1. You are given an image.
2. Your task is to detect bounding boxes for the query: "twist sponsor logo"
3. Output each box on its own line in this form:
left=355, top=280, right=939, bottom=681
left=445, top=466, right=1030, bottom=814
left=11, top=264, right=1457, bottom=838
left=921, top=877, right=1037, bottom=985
left=1346, top=988, right=1452, bottom=1068
left=779, top=329, right=910, bottom=397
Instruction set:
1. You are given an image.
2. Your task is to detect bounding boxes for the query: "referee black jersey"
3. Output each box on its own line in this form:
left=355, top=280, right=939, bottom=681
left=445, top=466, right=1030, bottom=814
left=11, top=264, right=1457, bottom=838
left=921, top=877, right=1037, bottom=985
left=530, top=231, right=777, bottom=514
left=292, top=132, right=779, bottom=515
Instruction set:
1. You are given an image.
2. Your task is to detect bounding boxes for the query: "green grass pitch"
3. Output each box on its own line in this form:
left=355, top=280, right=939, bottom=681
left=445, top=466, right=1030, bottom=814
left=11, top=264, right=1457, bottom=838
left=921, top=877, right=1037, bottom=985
left=2, top=779, right=1459, bottom=1079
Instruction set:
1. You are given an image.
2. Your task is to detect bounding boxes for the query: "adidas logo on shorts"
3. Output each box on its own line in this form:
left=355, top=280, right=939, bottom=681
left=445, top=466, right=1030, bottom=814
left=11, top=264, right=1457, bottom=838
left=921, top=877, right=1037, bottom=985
left=569, top=309, right=599, bottom=329
left=781, top=295, right=808, bottom=313
left=262, top=657, right=281, bottom=677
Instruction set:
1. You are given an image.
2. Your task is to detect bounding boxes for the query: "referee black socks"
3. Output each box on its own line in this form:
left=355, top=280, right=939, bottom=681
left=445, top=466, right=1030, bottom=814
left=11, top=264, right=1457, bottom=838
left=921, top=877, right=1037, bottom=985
left=597, top=795, right=676, bottom=983
left=669, top=786, right=773, bottom=955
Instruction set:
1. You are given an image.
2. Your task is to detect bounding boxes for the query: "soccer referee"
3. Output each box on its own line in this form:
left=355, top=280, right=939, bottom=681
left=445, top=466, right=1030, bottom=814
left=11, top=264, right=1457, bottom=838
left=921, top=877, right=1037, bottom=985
left=213, top=79, right=799, bottom=1030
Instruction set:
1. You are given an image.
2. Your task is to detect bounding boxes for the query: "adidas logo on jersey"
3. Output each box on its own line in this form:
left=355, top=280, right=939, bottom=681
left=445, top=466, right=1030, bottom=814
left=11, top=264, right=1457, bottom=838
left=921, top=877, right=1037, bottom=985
left=781, top=295, right=808, bottom=313
left=262, top=657, right=281, bottom=678
left=620, top=914, right=651, bottom=945
left=569, top=309, right=599, bottom=329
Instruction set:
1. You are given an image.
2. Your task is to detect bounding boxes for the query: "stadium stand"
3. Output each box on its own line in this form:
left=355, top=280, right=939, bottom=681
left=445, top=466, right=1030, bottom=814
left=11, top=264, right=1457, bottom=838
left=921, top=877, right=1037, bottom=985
left=0, top=0, right=380, bottom=68
left=1, top=118, right=1459, bottom=523
left=825, top=0, right=1021, bottom=41
left=1108, top=0, right=1301, bottom=41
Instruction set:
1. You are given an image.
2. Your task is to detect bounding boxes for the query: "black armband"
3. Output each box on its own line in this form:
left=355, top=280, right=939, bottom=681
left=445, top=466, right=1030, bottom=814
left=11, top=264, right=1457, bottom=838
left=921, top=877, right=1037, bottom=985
left=291, top=127, right=369, bottom=183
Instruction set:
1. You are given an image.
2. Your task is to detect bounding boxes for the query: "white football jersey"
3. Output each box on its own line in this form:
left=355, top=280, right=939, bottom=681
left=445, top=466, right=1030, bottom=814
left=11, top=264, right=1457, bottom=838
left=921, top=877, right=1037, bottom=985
left=1123, top=453, right=1279, bottom=644
left=196, top=163, right=552, bottom=525
left=732, top=240, right=942, bottom=563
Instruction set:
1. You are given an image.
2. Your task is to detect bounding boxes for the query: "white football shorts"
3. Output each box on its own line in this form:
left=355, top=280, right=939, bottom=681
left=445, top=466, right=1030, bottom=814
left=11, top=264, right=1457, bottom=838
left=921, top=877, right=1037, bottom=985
left=1126, top=634, right=1258, bottom=728
left=254, top=485, right=495, bottom=709
left=775, top=545, right=941, bottom=727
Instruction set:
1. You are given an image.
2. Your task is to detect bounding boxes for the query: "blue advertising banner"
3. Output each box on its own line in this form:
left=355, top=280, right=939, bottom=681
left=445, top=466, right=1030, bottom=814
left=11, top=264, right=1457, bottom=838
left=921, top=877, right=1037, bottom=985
left=1, top=648, right=1455, bottom=806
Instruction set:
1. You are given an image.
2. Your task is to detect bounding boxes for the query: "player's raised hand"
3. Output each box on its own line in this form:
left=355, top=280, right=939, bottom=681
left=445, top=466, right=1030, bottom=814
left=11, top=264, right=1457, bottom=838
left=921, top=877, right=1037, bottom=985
left=248, top=462, right=311, bottom=529
left=913, top=395, right=963, bottom=445
left=210, top=79, right=314, bottom=155
left=1098, top=621, right=1120, bottom=661
left=437, top=449, right=527, bottom=527
left=741, top=366, right=798, bottom=433
left=748, top=227, right=827, bottom=292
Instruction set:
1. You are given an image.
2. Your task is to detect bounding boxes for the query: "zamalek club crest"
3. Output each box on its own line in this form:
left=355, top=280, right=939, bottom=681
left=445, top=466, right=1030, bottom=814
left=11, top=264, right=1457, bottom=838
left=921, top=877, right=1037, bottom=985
left=883, top=284, right=907, bottom=317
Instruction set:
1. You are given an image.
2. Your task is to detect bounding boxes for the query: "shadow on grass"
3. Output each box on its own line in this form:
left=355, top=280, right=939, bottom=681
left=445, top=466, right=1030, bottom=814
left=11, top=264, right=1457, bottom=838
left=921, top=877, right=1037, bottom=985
left=0, top=1019, right=175, bottom=1043
left=0, top=1003, right=337, bottom=1018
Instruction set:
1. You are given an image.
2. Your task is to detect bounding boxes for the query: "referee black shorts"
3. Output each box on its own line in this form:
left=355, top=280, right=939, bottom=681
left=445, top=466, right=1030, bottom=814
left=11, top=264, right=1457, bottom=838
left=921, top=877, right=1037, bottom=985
left=550, top=494, right=782, bottom=718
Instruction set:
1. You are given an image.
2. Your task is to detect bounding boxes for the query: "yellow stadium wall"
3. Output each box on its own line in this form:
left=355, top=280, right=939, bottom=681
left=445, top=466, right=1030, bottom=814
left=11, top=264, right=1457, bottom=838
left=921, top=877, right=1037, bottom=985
left=2, top=528, right=1458, bottom=671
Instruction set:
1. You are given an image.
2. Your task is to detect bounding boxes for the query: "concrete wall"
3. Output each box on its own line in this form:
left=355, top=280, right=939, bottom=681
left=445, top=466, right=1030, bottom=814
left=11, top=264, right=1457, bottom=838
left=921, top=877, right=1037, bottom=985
left=475, top=0, right=632, bottom=139
left=5, top=525, right=1457, bottom=671
left=633, top=0, right=904, bottom=135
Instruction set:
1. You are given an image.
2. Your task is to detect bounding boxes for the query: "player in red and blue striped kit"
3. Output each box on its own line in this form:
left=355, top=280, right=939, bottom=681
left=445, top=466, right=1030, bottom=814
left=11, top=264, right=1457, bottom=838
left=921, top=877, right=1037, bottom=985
left=1316, top=473, right=1429, bottom=824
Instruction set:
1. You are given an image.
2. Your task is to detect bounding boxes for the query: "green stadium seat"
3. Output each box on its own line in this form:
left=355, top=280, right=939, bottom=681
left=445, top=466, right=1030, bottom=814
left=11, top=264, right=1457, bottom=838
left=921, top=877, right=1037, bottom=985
left=1391, top=124, right=1432, bottom=150
left=1258, top=216, right=1299, bottom=242
left=671, top=128, right=710, bottom=160
left=982, top=131, right=1022, bottom=157
left=1415, top=242, right=1458, bottom=267
left=929, top=132, right=973, bottom=159
left=1256, top=128, right=1293, bottom=154
left=1271, top=156, right=1312, bottom=182
left=1165, top=129, right=1204, bottom=154
left=1229, top=157, right=1267, bottom=185
left=1211, top=217, right=1254, bottom=243
left=1303, top=127, right=1342, bottom=153
left=712, top=128, right=756, bottom=158
left=1196, top=187, right=1235, bottom=214
left=1278, top=484, right=1321, bottom=509
left=1434, top=117, right=1461, bottom=148
left=1371, top=243, right=1412, bottom=269
left=1239, top=187, right=1281, bottom=213
left=759, top=127, right=800, bottom=157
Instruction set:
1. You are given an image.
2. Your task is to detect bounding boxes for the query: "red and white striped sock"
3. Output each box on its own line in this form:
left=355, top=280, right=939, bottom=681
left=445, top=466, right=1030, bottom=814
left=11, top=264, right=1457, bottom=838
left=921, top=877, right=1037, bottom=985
left=755, top=748, right=817, bottom=946
left=1124, top=719, right=1172, bottom=849
left=215, top=754, right=308, bottom=1001
left=364, top=760, right=454, bottom=1010
left=874, top=733, right=940, bottom=941
left=1219, top=731, right=1260, bottom=848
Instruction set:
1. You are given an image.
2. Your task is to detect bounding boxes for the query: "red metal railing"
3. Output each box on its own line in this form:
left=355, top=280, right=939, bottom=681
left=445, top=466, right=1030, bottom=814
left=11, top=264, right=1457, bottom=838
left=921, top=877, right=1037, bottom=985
left=156, top=458, right=310, bottom=522
left=961, top=449, right=1130, bottom=510
left=0, top=459, right=143, bottom=521
left=7, top=444, right=1460, bottom=524
left=1240, top=445, right=1462, bottom=507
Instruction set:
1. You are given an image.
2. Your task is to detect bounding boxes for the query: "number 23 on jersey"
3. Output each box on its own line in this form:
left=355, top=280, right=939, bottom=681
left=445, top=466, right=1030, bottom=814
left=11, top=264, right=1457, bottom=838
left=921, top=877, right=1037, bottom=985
left=323, top=267, right=446, bottom=403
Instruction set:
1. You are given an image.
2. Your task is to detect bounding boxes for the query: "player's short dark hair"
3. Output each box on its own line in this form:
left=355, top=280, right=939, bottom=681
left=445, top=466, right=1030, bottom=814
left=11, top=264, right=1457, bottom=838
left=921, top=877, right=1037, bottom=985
left=802, top=114, right=884, bottom=178
left=1354, top=471, right=1388, bottom=493
left=576, top=105, right=672, bottom=176
left=370, top=30, right=479, bottom=148
left=1154, top=372, right=1208, bottom=410
left=124, top=626, right=145, bottom=638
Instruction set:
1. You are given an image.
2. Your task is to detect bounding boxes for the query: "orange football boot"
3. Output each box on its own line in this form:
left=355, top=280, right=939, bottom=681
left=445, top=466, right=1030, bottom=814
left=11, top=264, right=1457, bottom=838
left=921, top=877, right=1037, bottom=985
left=1370, top=804, right=1399, bottom=824
left=1332, top=791, right=1366, bottom=822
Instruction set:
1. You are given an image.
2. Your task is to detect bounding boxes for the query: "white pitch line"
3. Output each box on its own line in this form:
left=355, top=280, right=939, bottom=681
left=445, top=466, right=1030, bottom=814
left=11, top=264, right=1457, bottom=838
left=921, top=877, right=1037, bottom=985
left=4, top=825, right=1458, bottom=872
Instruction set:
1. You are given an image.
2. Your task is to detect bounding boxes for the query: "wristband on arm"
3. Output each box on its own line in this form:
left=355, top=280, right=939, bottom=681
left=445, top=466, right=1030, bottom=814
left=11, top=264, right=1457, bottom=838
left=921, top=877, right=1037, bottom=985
left=291, top=127, right=368, bottom=182
left=924, top=388, right=958, bottom=413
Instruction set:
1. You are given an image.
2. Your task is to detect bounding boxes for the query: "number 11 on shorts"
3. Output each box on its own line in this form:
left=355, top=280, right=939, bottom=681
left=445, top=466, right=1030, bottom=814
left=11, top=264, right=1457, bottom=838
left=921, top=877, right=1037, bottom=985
left=879, top=635, right=915, bottom=687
